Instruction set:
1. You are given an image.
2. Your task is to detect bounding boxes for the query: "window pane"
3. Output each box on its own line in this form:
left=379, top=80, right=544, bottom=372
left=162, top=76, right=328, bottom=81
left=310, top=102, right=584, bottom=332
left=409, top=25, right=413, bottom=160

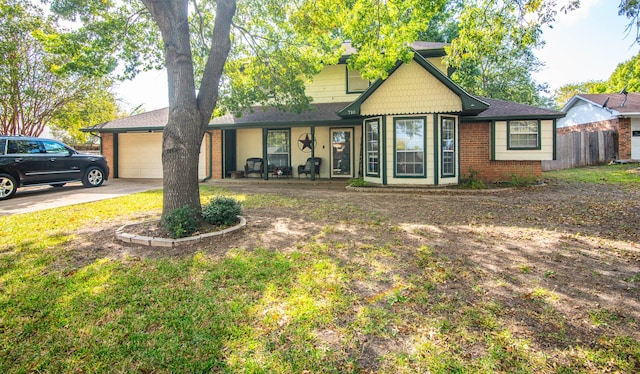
left=441, top=118, right=455, bottom=176
left=509, top=120, right=539, bottom=149
left=395, top=118, right=424, bottom=176
left=42, top=140, right=69, bottom=154
left=267, top=130, right=289, bottom=168
left=366, top=120, right=379, bottom=176
left=347, top=68, right=369, bottom=92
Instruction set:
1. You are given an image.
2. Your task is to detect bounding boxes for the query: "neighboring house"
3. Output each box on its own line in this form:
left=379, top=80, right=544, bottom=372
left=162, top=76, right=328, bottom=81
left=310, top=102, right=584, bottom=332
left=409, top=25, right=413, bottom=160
left=544, top=93, right=640, bottom=170
left=84, top=42, right=563, bottom=185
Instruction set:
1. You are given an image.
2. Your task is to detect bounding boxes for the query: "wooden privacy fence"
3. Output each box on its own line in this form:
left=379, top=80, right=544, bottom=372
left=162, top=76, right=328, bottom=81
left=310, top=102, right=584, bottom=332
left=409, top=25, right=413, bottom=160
left=542, top=130, right=618, bottom=171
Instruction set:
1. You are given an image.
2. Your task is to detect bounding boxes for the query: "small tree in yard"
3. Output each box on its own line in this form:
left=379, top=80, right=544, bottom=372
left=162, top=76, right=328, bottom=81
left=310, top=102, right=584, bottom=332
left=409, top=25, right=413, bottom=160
left=42, top=0, right=578, bottom=220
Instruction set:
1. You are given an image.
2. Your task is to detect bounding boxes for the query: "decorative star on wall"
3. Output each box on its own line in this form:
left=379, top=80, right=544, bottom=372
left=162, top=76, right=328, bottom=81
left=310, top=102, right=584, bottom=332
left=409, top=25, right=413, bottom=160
left=299, top=133, right=314, bottom=151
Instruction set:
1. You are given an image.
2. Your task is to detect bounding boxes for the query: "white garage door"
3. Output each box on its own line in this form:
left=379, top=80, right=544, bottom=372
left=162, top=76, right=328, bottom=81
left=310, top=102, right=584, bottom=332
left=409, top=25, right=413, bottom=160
left=632, top=119, right=640, bottom=160
left=119, top=133, right=207, bottom=178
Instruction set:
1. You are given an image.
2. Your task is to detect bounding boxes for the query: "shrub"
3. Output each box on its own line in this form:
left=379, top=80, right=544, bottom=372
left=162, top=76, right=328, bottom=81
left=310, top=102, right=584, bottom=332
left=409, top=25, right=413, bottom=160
left=161, top=205, right=200, bottom=238
left=348, top=177, right=369, bottom=187
left=202, top=196, right=242, bottom=226
left=459, top=167, right=486, bottom=189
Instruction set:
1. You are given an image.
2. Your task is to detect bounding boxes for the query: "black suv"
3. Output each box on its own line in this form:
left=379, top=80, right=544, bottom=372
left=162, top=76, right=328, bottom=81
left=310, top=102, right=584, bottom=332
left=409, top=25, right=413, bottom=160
left=0, top=136, right=109, bottom=200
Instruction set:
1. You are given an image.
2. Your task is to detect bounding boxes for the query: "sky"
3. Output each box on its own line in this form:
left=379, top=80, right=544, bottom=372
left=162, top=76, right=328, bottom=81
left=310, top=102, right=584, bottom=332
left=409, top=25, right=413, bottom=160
left=115, top=0, right=639, bottom=112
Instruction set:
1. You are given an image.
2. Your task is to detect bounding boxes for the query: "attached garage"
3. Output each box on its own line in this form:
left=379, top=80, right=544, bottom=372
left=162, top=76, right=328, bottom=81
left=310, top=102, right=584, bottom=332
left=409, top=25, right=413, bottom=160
left=118, top=132, right=208, bottom=179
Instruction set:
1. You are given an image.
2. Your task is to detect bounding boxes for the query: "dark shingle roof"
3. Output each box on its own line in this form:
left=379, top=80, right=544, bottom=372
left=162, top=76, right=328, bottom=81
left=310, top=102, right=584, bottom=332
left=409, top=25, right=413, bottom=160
left=85, top=108, right=169, bottom=132
left=209, top=102, right=357, bottom=128
left=84, top=103, right=357, bottom=132
left=462, top=97, right=564, bottom=121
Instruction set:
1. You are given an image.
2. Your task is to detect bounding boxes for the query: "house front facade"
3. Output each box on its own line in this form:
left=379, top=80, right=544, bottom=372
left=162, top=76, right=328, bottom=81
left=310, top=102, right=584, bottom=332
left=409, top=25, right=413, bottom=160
left=86, top=42, right=563, bottom=185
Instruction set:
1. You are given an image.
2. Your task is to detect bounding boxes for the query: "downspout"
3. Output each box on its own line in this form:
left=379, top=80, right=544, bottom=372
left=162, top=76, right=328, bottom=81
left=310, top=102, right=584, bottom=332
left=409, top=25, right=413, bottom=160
left=201, top=131, right=213, bottom=182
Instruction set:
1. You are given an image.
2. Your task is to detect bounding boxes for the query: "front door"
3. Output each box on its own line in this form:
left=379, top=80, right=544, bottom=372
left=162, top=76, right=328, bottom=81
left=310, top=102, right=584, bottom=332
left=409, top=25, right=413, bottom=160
left=331, top=129, right=352, bottom=178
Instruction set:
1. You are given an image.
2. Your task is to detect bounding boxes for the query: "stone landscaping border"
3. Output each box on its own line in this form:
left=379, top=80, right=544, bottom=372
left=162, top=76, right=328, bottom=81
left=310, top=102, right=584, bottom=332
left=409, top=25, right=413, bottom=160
left=115, top=216, right=246, bottom=247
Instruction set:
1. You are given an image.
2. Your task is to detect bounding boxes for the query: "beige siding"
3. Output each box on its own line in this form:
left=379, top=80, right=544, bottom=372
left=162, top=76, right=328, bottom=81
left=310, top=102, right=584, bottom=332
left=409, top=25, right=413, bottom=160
left=236, top=128, right=263, bottom=171
left=291, top=127, right=331, bottom=178
left=305, top=65, right=362, bottom=104
left=361, top=61, right=462, bottom=116
left=494, top=120, right=554, bottom=161
left=427, top=57, right=447, bottom=75
left=119, top=133, right=206, bottom=179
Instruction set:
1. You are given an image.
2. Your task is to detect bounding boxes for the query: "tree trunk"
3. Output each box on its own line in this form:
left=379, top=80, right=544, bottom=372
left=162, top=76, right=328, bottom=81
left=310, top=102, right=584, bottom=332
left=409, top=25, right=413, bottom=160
left=141, top=0, right=235, bottom=217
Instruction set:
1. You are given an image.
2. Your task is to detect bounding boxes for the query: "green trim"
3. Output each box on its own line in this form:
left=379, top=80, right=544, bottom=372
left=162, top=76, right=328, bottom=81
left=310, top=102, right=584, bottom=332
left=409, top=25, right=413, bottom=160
left=440, top=116, right=457, bottom=179
left=261, top=128, right=269, bottom=180
left=266, top=128, right=292, bottom=179
left=310, top=126, right=316, bottom=181
left=433, top=114, right=439, bottom=186
left=552, top=119, right=557, bottom=161
left=364, top=118, right=381, bottom=178
left=382, top=116, right=387, bottom=185
left=209, top=119, right=361, bottom=130
left=339, top=52, right=489, bottom=118
left=490, top=121, right=496, bottom=161
left=393, top=116, right=427, bottom=179
left=330, top=127, right=355, bottom=178
left=507, top=120, right=542, bottom=151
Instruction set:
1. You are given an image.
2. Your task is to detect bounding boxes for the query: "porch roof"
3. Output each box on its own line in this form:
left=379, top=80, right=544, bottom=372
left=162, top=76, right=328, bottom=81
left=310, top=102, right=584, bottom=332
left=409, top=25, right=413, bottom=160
left=208, top=102, right=360, bottom=129
left=460, top=97, right=564, bottom=121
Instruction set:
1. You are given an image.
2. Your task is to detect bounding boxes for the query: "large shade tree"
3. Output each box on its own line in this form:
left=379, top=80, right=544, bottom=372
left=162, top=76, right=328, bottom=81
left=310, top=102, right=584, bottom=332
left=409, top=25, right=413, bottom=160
left=0, top=0, right=120, bottom=138
left=44, top=0, right=576, bottom=218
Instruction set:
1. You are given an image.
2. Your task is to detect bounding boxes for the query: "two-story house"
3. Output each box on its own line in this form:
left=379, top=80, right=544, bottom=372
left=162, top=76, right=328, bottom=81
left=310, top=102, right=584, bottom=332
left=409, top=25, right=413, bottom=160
left=85, top=42, right=564, bottom=185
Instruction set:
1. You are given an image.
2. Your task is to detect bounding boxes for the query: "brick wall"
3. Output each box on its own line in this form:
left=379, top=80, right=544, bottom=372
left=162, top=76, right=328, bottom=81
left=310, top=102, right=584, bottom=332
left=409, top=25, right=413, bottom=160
left=209, top=130, right=223, bottom=179
left=460, top=122, right=542, bottom=183
left=100, top=133, right=115, bottom=176
left=618, top=117, right=632, bottom=159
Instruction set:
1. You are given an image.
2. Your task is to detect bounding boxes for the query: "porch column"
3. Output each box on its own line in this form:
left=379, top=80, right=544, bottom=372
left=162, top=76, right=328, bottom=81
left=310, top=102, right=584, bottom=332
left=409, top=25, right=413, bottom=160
left=310, top=126, right=316, bottom=181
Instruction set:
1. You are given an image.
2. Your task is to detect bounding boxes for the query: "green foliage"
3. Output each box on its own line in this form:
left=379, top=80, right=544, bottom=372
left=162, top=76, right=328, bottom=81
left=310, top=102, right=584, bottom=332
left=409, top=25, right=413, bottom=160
left=459, top=167, right=486, bottom=189
left=443, top=0, right=566, bottom=106
left=506, top=169, right=539, bottom=187
left=161, top=205, right=200, bottom=238
left=348, top=177, right=369, bottom=187
left=0, top=0, right=122, bottom=137
left=620, top=0, right=640, bottom=44
left=201, top=196, right=242, bottom=226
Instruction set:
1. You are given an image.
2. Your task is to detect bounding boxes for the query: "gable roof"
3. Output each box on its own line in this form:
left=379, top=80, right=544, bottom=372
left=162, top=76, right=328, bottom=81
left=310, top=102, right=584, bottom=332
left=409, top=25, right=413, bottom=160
left=338, top=52, right=489, bottom=117
left=563, top=93, right=640, bottom=115
left=86, top=108, right=169, bottom=133
left=462, top=97, right=564, bottom=121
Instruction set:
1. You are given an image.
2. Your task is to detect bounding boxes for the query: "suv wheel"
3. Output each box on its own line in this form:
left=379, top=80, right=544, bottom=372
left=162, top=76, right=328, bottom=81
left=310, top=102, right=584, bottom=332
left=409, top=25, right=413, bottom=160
left=0, top=173, right=17, bottom=200
left=82, top=166, right=105, bottom=187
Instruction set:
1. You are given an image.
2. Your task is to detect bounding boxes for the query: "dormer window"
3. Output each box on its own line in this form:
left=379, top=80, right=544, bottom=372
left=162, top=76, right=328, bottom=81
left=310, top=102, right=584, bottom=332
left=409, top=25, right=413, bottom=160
left=346, top=67, right=370, bottom=93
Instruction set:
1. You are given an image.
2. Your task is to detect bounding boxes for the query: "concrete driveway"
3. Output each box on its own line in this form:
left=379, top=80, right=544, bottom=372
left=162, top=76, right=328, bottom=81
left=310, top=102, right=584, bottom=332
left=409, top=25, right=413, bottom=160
left=0, top=179, right=163, bottom=216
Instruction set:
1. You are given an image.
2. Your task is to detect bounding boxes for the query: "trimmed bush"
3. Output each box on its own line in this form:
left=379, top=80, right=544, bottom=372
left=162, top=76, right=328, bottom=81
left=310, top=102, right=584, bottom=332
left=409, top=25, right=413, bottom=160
left=161, top=205, right=199, bottom=238
left=202, top=196, right=242, bottom=226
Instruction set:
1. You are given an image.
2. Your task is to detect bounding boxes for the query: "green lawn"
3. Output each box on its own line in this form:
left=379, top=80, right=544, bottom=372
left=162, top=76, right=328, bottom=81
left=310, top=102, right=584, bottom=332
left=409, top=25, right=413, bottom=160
left=1, top=168, right=639, bottom=373
left=543, top=163, right=640, bottom=185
